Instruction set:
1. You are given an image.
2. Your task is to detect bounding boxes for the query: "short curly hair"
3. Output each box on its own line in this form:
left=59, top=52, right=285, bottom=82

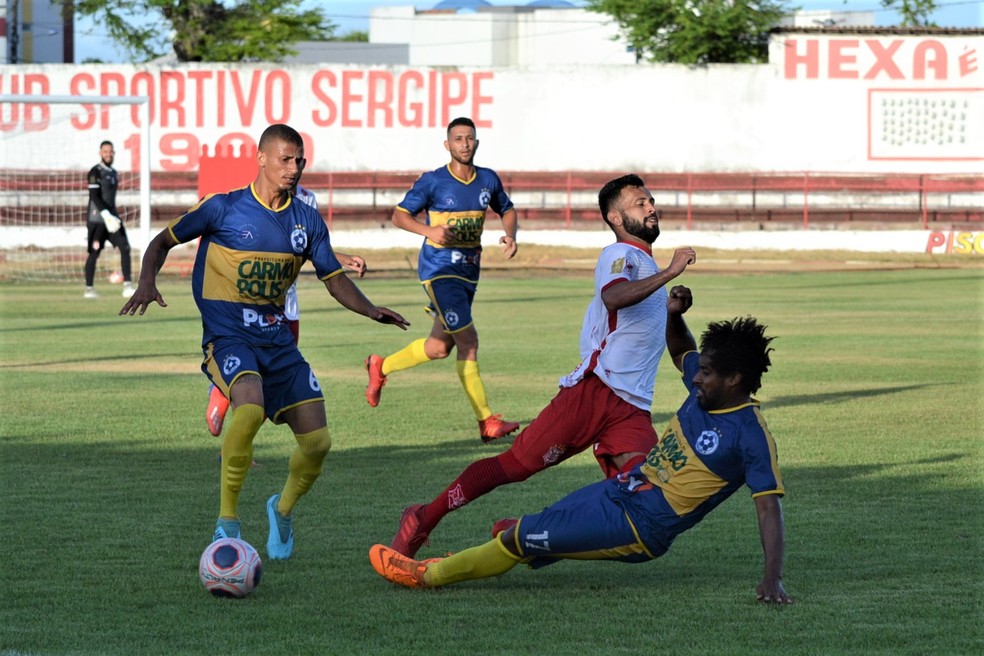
left=700, top=317, right=775, bottom=394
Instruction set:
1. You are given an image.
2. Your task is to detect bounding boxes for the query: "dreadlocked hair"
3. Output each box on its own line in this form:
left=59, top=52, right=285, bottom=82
left=700, top=316, right=775, bottom=394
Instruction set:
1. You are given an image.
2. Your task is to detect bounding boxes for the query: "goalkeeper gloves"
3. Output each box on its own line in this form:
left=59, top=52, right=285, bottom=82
left=100, top=209, right=122, bottom=233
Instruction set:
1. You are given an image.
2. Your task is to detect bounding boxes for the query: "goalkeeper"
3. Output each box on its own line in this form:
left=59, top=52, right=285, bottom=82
left=84, top=140, right=134, bottom=299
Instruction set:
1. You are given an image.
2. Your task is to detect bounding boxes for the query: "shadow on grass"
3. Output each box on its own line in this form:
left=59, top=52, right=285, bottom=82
left=765, top=382, right=945, bottom=409
left=2, top=432, right=979, bottom=654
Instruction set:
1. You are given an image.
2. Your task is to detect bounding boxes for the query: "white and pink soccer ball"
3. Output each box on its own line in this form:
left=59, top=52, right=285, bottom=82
left=108, top=271, right=124, bottom=284
left=198, top=537, right=262, bottom=598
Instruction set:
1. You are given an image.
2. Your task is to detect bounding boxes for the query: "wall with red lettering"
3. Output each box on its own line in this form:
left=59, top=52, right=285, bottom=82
left=1, top=36, right=981, bottom=175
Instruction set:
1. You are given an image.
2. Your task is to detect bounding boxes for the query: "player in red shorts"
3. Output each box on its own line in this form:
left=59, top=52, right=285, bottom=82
left=388, top=174, right=697, bottom=557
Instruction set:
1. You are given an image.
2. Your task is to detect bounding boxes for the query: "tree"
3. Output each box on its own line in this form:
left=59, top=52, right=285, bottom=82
left=335, top=31, right=369, bottom=43
left=73, top=0, right=336, bottom=62
left=587, top=0, right=790, bottom=64
left=881, top=0, right=938, bottom=27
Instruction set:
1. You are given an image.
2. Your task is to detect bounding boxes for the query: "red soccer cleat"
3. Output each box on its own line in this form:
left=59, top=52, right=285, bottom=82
left=479, top=414, right=520, bottom=443
left=364, top=354, right=387, bottom=407
left=389, top=504, right=431, bottom=558
left=206, top=384, right=230, bottom=437
left=490, top=518, right=518, bottom=539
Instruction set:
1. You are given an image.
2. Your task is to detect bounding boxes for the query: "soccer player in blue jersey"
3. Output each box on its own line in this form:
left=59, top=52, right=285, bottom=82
left=370, top=296, right=793, bottom=604
left=204, top=162, right=368, bottom=439
left=364, top=117, right=521, bottom=442
left=120, top=123, right=409, bottom=561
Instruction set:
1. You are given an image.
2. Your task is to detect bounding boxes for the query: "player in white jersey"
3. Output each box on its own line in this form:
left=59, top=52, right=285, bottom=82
left=388, top=174, right=697, bottom=558
left=559, top=240, right=668, bottom=412
left=206, top=174, right=366, bottom=438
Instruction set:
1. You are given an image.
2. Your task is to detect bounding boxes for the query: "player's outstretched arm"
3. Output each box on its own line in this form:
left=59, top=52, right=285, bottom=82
left=754, top=494, right=793, bottom=605
left=323, top=274, right=409, bottom=330
left=119, top=229, right=176, bottom=316
left=602, top=246, right=696, bottom=313
left=666, top=285, right=696, bottom=371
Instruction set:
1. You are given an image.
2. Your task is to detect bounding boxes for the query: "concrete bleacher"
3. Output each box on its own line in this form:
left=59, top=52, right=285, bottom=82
left=4, top=170, right=981, bottom=229
left=148, top=170, right=984, bottom=229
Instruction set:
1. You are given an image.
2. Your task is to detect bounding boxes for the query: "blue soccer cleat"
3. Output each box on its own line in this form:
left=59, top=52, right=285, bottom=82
left=213, top=518, right=241, bottom=542
left=266, top=494, right=294, bottom=560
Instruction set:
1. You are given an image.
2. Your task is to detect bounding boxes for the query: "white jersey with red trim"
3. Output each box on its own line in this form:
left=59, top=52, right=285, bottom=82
left=559, top=241, right=667, bottom=412
left=284, top=185, right=320, bottom=321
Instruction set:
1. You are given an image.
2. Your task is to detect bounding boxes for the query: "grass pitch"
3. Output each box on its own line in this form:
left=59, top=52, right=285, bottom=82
left=1, top=255, right=981, bottom=655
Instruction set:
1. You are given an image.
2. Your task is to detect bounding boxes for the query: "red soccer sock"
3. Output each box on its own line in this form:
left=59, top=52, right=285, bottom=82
left=418, top=451, right=533, bottom=533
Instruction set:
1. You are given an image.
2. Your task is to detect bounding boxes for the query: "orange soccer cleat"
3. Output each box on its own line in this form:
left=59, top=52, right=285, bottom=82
left=206, top=384, right=230, bottom=437
left=479, top=414, right=520, bottom=443
left=364, top=354, right=387, bottom=407
left=369, top=544, right=434, bottom=589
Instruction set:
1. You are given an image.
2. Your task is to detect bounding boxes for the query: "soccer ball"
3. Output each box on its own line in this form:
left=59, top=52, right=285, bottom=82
left=108, top=271, right=124, bottom=284
left=198, top=537, right=262, bottom=598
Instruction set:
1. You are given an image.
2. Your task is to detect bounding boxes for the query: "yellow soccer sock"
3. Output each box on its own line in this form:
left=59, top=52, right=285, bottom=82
left=382, top=338, right=431, bottom=376
left=219, top=403, right=265, bottom=519
left=425, top=537, right=521, bottom=587
left=457, top=359, right=491, bottom=421
left=278, top=426, right=332, bottom=516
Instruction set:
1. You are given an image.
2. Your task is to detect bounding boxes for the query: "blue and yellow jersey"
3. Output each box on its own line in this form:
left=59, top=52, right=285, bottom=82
left=167, top=184, right=343, bottom=347
left=615, top=350, right=784, bottom=556
left=396, top=164, right=513, bottom=282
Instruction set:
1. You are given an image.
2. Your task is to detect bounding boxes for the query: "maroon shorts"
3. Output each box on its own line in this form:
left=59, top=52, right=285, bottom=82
left=509, top=374, right=658, bottom=478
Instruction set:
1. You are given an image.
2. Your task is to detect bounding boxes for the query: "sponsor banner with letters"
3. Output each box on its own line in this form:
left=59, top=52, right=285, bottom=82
left=1, top=32, right=980, bottom=174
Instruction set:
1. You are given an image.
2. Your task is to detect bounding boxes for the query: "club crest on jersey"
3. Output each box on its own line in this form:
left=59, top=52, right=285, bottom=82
left=444, top=309, right=459, bottom=327
left=479, top=189, right=491, bottom=208
left=290, top=226, right=308, bottom=253
left=694, top=430, right=720, bottom=455
left=222, top=354, right=242, bottom=376
left=239, top=224, right=259, bottom=247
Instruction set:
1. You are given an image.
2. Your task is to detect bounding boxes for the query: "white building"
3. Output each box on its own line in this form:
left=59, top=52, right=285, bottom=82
left=368, top=1, right=636, bottom=67
left=780, top=9, right=876, bottom=29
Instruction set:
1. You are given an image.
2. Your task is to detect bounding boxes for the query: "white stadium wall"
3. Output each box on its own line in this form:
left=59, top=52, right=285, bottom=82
left=1, top=33, right=980, bottom=176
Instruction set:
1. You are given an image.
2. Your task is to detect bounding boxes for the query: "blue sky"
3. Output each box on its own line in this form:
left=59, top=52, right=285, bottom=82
left=75, top=0, right=984, bottom=63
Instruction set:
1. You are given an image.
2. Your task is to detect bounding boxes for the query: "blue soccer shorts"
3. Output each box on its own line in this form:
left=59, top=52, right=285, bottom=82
left=507, top=477, right=657, bottom=569
left=422, top=276, right=477, bottom=334
left=202, top=338, right=324, bottom=424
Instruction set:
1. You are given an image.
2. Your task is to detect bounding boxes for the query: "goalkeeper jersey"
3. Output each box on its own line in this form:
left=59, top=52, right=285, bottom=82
left=396, top=164, right=513, bottom=283
left=167, top=183, right=342, bottom=348
left=87, top=162, right=118, bottom=223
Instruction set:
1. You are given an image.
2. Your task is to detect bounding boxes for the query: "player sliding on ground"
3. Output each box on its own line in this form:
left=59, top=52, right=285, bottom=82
left=371, top=299, right=793, bottom=605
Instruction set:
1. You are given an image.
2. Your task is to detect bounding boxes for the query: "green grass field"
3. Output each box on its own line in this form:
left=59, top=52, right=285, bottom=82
left=1, top=261, right=982, bottom=655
